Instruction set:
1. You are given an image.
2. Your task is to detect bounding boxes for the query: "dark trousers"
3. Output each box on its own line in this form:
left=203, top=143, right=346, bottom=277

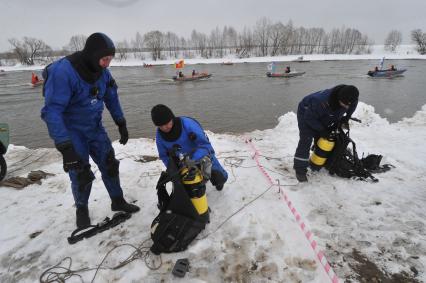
left=68, top=129, right=123, bottom=207
left=210, top=156, right=228, bottom=186
left=293, top=118, right=319, bottom=174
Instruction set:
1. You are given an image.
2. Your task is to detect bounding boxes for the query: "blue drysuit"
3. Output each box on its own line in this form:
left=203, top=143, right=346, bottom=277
left=294, top=88, right=357, bottom=173
left=155, top=117, right=228, bottom=186
left=41, top=58, right=125, bottom=206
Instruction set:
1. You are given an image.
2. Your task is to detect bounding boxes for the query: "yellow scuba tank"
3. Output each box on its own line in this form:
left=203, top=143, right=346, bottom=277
left=310, top=136, right=335, bottom=170
left=180, top=166, right=209, bottom=217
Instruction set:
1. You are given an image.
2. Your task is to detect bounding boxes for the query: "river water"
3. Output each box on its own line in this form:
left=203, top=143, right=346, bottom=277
left=0, top=59, right=425, bottom=149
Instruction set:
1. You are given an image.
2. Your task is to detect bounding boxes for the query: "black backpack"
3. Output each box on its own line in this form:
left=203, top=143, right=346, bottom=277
left=325, top=128, right=391, bottom=182
left=150, top=147, right=207, bottom=255
left=41, top=63, right=52, bottom=97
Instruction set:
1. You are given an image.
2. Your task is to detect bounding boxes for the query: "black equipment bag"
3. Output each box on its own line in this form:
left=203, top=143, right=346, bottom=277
left=150, top=145, right=207, bottom=255
left=325, top=129, right=381, bottom=182
left=150, top=211, right=206, bottom=255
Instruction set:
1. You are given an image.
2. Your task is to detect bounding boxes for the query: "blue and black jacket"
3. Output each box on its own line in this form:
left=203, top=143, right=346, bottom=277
left=156, top=117, right=216, bottom=166
left=155, top=117, right=227, bottom=182
left=297, top=87, right=357, bottom=133
left=41, top=58, right=123, bottom=145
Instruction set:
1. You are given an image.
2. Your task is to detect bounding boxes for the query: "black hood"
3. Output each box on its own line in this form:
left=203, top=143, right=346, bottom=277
left=151, top=104, right=175, bottom=126
left=329, top=85, right=346, bottom=111
left=159, top=117, right=182, bottom=142
left=67, top=33, right=115, bottom=84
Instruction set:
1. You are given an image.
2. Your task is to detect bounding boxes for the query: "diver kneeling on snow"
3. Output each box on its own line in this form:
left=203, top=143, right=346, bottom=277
left=149, top=104, right=228, bottom=254
left=151, top=104, right=228, bottom=191
left=293, top=85, right=359, bottom=182
left=41, top=33, right=139, bottom=229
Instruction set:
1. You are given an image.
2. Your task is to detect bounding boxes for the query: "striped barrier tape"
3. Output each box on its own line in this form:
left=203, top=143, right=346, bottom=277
left=245, top=138, right=339, bottom=283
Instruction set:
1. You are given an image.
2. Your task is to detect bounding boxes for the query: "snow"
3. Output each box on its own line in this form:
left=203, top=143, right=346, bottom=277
left=0, top=102, right=425, bottom=282
left=1, top=45, right=425, bottom=72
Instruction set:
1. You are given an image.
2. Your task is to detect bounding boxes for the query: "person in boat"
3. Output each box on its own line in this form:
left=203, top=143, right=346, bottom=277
left=293, top=85, right=359, bottom=182
left=178, top=71, right=184, bottom=78
left=390, top=65, right=396, bottom=71
left=192, top=69, right=198, bottom=76
left=285, top=66, right=291, bottom=74
left=368, top=66, right=379, bottom=76
left=41, top=33, right=140, bottom=229
left=151, top=104, right=228, bottom=191
left=31, top=72, right=40, bottom=84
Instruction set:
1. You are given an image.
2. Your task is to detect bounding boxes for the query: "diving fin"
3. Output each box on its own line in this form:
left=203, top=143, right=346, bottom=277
left=67, top=211, right=132, bottom=244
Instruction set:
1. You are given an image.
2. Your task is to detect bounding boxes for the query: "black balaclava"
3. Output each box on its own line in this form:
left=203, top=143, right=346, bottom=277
left=67, top=33, right=115, bottom=84
left=151, top=104, right=182, bottom=141
left=159, top=117, right=182, bottom=142
left=329, top=85, right=345, bottom=110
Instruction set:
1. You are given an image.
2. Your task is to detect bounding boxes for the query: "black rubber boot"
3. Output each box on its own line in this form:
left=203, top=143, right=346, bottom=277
left=111, top=196, right=140, bottom=213
left=215, top=183, right=224, bottom=191
left=296, top=172, right=308, bottom=182
left=76, top=206, right=91, bottom=228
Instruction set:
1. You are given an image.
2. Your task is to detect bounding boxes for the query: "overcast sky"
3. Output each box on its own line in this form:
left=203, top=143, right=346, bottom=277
left=1, top=0, right=425, bottom=52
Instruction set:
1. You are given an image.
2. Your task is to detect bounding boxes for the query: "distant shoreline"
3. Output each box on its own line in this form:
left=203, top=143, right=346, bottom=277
left=1, top=44, right=425, bottom=72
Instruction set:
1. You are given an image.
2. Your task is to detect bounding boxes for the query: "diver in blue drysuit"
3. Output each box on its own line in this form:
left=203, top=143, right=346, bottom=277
left=293, top=85, right=359, bottom=182
left=151, top=104, right=228, bottom=190
left=41, top=33, right=139, bottom=228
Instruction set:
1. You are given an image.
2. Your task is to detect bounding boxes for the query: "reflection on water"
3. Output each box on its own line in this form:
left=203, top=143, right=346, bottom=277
left=0, top=60, right=425, bottom=148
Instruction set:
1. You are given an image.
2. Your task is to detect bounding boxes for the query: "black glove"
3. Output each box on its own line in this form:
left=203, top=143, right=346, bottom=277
left=340, top=117, right=350, bottom=130
left=56, top=142, right=82, bottom=172
left=340, top=116, right=349, bottom=123
left=319, top=129, right=331, bottom=138
left=77, top=164, right=95, bottom=191
left=115, top=118, right=128, bottom=145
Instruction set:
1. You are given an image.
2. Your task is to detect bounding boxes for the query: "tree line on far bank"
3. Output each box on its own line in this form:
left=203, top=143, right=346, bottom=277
left=1, top=17, right=426, bottom=66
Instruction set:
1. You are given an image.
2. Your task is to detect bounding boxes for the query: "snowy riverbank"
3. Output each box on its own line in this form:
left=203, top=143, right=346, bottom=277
left=0, top=102, right=425, bottom=282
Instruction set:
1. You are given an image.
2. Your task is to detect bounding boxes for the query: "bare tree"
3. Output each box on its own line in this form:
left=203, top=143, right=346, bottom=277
left=345, top=28, right=362, bottom=54
left=269, top=22, right=284, bottom=56
left=209, top=27, right=225, bottom=58
left=66, top=35, right=87, bottom=52
left=164, top=31, right=180, bottom=58
left=321, top=34, right=330, bottom=54
left=236, top=27, right=254, bottom=58
left=8, top=37, right=51, bottom=65
left=131, top=32, right=144, bottom=59
left=279, top=20, right=294, bottom=55
left=180, top=37, right=189, bottom=58
left=328, top=28, right=340, bottom=54
left=144, top=30, right=164, bottom=60
left=191, top=30, right=208, bottom=58
left=223, top=26, right=238, bottom=54
left=170, top=33, right=181, bottom=59
left=293, top=27, right=307, bottom=54
left=355, top=35, right=373, bottom=54
left=115, top=40, right=129, bottom=61
left=411, top=29, right=426, bottom=54
left=254, top=17, right=271, bottom=56
left=8, top=38, right=29, bottom=65
left=4, top=18, right=382, bottom=64
left=384, top=30, right=402, bottom=52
